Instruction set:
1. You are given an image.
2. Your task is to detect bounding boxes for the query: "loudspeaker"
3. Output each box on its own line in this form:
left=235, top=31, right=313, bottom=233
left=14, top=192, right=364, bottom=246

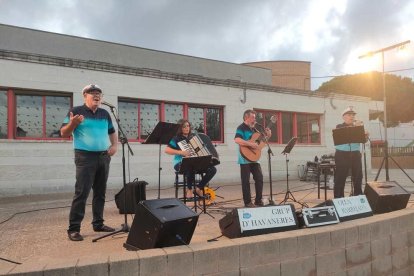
left=124, top=198, right=199, bottom=250
left=219, top=205, right=298, bottom=239
left=115, top=180, right=147, bottom=214
left=364, top=181, right=410, bottom=214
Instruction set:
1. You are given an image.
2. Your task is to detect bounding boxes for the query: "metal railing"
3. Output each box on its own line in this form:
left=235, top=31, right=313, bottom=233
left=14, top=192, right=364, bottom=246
left=371, top=146, right=414, bottom=157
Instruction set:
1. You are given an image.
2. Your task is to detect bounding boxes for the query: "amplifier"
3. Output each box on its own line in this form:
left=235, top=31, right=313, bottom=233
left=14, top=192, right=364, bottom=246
left=298, top=206, right=339, bottom=228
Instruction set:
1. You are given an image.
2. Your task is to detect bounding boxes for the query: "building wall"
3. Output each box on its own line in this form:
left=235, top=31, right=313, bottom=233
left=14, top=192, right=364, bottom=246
left=0, top=24, right=372, bottom=197
left=0, top=58, right=371, bottom=197
left=244, top=60, right=311, bottom=90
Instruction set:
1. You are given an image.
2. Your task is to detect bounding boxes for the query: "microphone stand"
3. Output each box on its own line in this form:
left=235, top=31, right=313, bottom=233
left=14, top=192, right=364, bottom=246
left=93, top=105, right=134, bottom=242
left=254, top=125, right=275, bottom=205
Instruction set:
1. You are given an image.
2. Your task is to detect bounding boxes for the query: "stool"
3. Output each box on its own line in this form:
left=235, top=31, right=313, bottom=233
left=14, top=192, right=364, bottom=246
left=174, top=171, right=207, bottom=213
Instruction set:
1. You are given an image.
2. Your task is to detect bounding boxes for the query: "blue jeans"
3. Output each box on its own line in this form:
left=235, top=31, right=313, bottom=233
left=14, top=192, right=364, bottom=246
left=174, top=163, right=217, bottom=189
left=68, top=150, right=111, bottom=233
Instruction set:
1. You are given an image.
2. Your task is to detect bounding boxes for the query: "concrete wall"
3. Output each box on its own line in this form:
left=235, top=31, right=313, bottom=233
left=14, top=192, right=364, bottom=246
left=5, top=208, right=414, bottom=275
left=244, top=60, right=311, bottom=91
left=0, top=57, right=372, bottom=197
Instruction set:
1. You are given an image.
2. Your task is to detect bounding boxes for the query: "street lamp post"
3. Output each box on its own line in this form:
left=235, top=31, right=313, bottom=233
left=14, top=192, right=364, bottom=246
left=359, top=40, right=410, bottom=181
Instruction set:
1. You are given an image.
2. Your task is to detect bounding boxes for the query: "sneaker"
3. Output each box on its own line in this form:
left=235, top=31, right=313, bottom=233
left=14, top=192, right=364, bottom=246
left=68, top=231, right=83, bottom=241
left=93, top=225, right=115, bottom=232
left=244, top=202, right=255, bottom=208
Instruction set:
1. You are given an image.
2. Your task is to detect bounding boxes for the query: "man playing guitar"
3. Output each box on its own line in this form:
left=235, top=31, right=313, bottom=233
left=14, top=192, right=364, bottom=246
left=234, top=109, right=271, bottom=207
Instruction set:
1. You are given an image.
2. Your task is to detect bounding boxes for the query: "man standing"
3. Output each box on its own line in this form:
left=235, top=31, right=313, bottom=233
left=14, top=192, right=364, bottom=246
left=61, top=84, right=117, bottom=241
left=234, top=109, right=271, bottom=207
left=334, top=106, right=367, bottom=198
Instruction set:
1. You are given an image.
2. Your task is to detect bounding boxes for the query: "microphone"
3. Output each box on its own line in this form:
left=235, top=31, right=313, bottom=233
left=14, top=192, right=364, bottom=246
left=353, top=120, right=364, bottom=126
left=101, top=101, right=116, bottom=109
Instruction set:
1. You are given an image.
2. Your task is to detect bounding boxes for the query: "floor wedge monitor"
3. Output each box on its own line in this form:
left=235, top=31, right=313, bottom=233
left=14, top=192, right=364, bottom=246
left=364, top=181, right=410, bottom=214
left=124, top=198, right=199, bottom=250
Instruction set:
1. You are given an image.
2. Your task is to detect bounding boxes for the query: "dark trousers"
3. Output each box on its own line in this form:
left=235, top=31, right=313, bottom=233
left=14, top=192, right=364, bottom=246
left=240, top=163, right=263, bottom=205
left=68, top=150, right=111, bottom=233
left=174, top=163, right=217, bottom=189
left=334, top=150, right=363, bottom=198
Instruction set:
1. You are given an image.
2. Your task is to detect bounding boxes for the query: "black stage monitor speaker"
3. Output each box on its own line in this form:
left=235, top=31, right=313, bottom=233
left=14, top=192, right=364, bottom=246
left=364, top=181, right=410, bottom=214
left=219, top=205, right=298, bottom=239
left=115, top=180, right=147, bottom=214
left=124, top=198, right=199, bottom=250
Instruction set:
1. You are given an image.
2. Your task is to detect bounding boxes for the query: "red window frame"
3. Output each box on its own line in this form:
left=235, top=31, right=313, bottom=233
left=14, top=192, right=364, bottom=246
left=254, top=109, right=321, bottom=145
left=1, top=89, right=72, bottom=140
left=118, top=99, right=224, bottom=143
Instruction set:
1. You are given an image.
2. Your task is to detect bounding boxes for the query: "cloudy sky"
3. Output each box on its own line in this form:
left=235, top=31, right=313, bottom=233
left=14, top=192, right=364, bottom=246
left=1, top=0, right=413, bottom=89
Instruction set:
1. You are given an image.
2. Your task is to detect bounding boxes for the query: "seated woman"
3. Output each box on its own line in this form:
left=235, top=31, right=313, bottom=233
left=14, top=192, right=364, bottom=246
left=165, top=119, right=217, bottom=198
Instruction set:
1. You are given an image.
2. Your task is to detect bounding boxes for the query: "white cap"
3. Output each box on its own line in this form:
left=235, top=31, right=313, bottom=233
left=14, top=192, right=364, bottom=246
left=342, top=106, right=357, bottom=116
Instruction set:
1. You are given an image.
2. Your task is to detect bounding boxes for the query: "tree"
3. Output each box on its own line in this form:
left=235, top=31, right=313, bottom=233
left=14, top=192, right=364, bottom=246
left=317, top=72, right=414, bottom=127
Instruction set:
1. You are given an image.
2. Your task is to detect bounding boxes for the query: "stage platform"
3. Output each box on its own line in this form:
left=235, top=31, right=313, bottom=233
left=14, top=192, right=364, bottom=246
left=1, top=169, right=414, bottom=275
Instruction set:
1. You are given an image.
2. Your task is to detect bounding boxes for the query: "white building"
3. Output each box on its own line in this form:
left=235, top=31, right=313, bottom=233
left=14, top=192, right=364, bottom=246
left=0, top=24, right=371, bottom=197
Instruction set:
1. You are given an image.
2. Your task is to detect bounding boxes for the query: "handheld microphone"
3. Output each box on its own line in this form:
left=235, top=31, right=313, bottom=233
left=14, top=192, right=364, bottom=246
left=353, top=120, right=364, bottom=126
left=101, top=101, right=116, bottom=109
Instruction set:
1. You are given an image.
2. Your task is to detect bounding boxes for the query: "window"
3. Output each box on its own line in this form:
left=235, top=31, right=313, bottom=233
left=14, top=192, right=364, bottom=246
left=297, top=113, right=320, bottom=144
left=15, top=93, right=70, bottom=139
left=256, top=111, right=278, bottom=143
left=118, top=101, right=139, bottom=140
left=255, top=109, right=321, bottom=145
left=118, top=101, right=160, bottom=141
left=140, top=103, right=160, bottom=140
left=118, top=99, right=223, bottom=142
left=187, top=106, right=223, bottom=141
left=0, top=91, right=7, bottom=139
left=281, top=112, right=294, bottom=144
left=165, top=103, right=183, bottom=123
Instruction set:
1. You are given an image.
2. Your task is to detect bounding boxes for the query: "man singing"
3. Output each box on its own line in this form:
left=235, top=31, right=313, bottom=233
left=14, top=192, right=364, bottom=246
left=334, top=106, right=368, bottom=198
left=61, top=84, right=117, bottom=241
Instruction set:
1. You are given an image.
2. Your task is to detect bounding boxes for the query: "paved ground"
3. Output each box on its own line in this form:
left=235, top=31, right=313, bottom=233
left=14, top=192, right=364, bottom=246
left=0, top=169, right=413, bottom=272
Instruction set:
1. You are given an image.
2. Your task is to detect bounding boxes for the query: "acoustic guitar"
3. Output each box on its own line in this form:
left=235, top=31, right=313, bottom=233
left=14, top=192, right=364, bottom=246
left=239, top=115, right=277, bottom=162
left=239, top=132, right=267, bottom=162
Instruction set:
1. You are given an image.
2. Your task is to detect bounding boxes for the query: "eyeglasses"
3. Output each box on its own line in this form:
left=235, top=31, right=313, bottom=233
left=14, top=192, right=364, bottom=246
left=182, top=124, right=190, bottom=128
left=86, top=91, right=103, bottom=97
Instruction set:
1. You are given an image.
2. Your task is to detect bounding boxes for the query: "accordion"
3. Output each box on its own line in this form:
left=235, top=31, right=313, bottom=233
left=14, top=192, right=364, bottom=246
left=178, top=133, right=220, bottom=166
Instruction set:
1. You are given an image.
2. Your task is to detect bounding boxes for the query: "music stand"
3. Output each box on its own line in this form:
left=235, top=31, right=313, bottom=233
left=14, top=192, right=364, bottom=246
left=143, top=122, right=180, bottom=198
left=332, top=125, right=366, bottom=196
left=332, top=125, right=366, bottom=145
left=279, top=137, right=308, bottom=207
left=179, top=155, right=212, bottom=215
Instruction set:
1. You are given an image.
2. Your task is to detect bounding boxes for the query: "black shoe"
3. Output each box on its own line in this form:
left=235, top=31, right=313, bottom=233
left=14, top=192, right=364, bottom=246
left=254, top=200, right=264, bottom=207
left=68, top=231, right=83, bottom=241
left=93, top=225, right=115, bottom=232
left=244, top=202, right=255, bottom=208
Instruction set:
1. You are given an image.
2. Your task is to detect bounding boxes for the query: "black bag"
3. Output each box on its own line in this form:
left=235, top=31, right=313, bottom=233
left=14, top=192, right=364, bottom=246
left=114, top=179, right=148, bottom=214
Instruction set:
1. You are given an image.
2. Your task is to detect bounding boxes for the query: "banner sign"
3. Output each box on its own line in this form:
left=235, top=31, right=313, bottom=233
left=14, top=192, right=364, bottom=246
left=331, top=195, right=373, bottom=221
left=237, top=205, right=296, bottom=233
